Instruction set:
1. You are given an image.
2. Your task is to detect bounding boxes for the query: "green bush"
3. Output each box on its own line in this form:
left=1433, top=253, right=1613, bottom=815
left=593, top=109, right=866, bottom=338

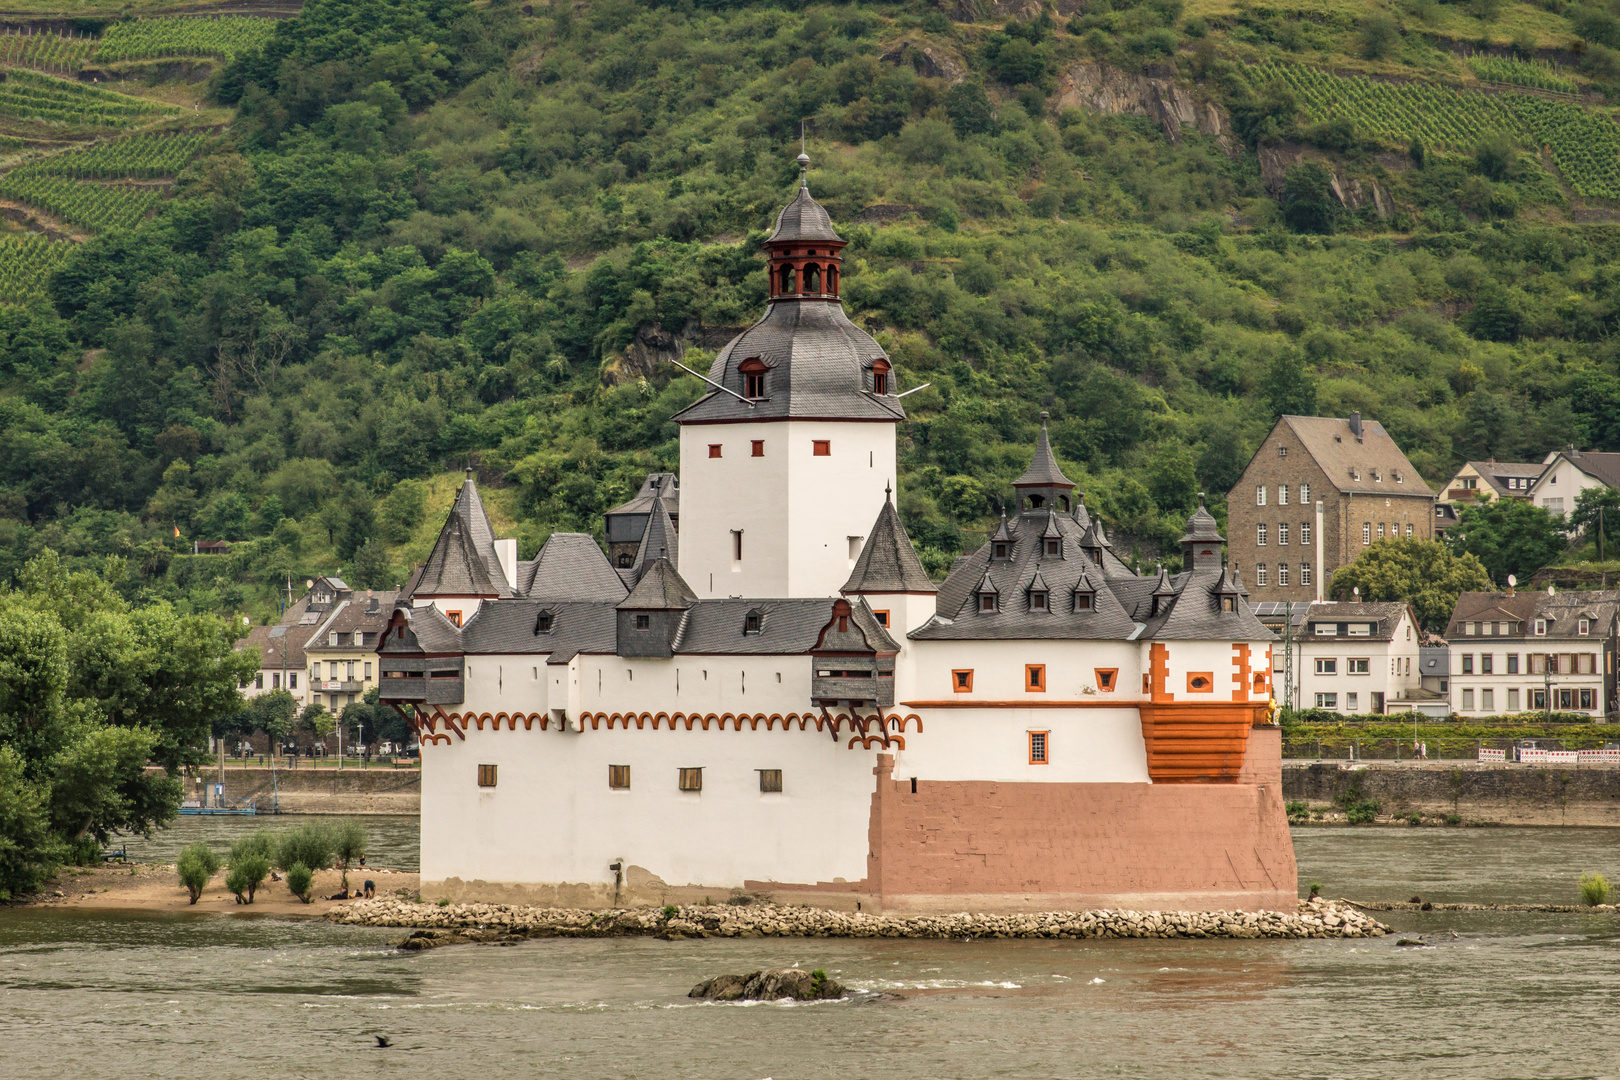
left=274, top=822, right=335, bottom=874
left=1579, top=872, right=1612, bottom=906
left=176, top=841, right=221, bottom=904
left=225, top=832, right=274, bottom=903
left=1285, top=800, right=1308, bottom=817
left=285, top=861, right=314, bottom=903
left=332, top=820, right=368, bottom=889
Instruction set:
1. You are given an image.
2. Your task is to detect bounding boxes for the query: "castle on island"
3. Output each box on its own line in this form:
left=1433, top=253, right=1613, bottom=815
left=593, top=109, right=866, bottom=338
left=376, top=157, right=1295, bottom=914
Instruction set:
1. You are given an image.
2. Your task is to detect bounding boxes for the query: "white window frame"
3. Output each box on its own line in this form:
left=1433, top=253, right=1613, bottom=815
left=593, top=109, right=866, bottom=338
left=1257, top=485, right=1267, bottom=506
left=1535, top=619, right=1547, bottom=636
left=1300, top=483, right=1311, bottom=504
left=1302, top=562, right=1312, bottom=586
left=1279, top=484, right=1290, bottom=505
left=1279, top=564, right=1290, bottom=586
left=1348, top=658, right=1370, bottom=674
left=1315, top=693, right=1337, bottom=709
left=1256, top=564, right=1268, bottom=586
left=1279, top=523, right=1290, bottom=545
left=1315, top=658, right=1337, bottom=675
left=1362, top=522, right=1371, bottom=545
left=1257, top=523, right=1267, bottom=546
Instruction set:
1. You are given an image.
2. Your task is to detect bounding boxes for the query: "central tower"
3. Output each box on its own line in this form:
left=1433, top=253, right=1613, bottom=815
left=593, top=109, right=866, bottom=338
left=674, top=153, right=903, bottom=599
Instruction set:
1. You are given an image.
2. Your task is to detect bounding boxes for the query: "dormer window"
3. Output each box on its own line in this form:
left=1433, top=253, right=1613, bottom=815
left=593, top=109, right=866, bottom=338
left=978, top=590, right=998, bottom=613
left=1044, top=539, right=1060, bottom=557
left=1074, top=592, right=1093, bottom=611
left=535, top=610, right=554, bottom=634
left=740, top=357, right=768, bottom=399
left=1580, top=618, right=1590, bottom=635
left=634, top=614, right=651, bottom=630
left=744, top=611, right=763, bottom=634
left=871, top=358, right=891, bottom=396
left=993, top=542, right=1010, bottom=560
left=617, top=553, right=633, bottom=567
left=1222, top=596, right=1237, bottom=612
left=1030, top=589, right=1048, bottom=612
left=1351, top=468, right=1360, bottom=482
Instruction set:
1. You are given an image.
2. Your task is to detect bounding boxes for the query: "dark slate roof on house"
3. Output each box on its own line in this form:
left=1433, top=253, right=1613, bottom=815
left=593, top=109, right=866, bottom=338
left=1126, top=561, right=1273, bottom=641
left=378, top=603, right=465, bottom=655
left=1447, top=589, right=1620, bottom=641
left=460, top=600, right=619, bottom=661
left=1553, top=450, right=1620, bottom=490
left=767, top=165, right=841, bottom=243
left=1013, top=420, right=1075, bottom=488
left=1180, top=503, right=1223, bottom=544
left=237, top=624, right=309, bottom=670
left=517, top=533, right=629, bottom=602
left=672, top=299, right=906, bottom=424
left=305, top=591, right=400, bottom=653
left=1466, top=460, right=1547, bottom=498
left=916, top=508, right=1141, bottom=641
left=605, top=472, right=680, bottom=519
left=842, top=492, right=936, bottom=594
left=634, top=500, right=679, bottom=576
left=671, top=597, right=897, bottom=655
left=1300, top=601, right=1414, bottom=642
left=1278, top=415, right=1434, bottom=496
left=619, top=558, right=698, bottom=610
left=403, top=473, right=513, bottom=599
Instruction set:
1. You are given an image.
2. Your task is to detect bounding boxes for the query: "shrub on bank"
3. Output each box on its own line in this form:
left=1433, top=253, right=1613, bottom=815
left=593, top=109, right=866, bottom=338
left=225, top=833, right=274, bottom=904
left=176, top=842, right=220, bottom=904
left=285, top=862, right=314, bottom=904
left=1579, top=872, right=1612, bottom=906
left=274, top=823, right=335, bottom=876
left=332, top=821, right=367, bottom=891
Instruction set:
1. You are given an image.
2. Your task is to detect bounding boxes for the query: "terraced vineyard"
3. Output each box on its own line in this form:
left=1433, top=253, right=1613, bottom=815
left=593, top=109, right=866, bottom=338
left=12, top=130, right=210, bottom=179
left=0, top=29, right=97, bottom=74
left=0, top=233, right=72, bottom=302
left=0, top=70, right=180, bottom=129
left=1243, top=64, right=1620, bottom=199
left=1467, top=56, right=1578, bottom=95
left=0, top=173, right=161, bottom=230
left=95, top=16, right=277, bottom=62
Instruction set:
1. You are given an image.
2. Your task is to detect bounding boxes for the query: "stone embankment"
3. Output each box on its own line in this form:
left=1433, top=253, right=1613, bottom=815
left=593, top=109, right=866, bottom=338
left=327, top=897, right=1386, bottom=948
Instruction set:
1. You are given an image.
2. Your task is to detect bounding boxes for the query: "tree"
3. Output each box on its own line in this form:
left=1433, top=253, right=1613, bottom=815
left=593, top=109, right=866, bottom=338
left=296, top=702, right=333, bottom=755
left=177, top=841, right=221, bottom=904
left=0, top=747, right=56, bottom=900
left=1282, top=163, right=1339, bottom=235
left=1571, top=487, right=1620, bottom=558
left=349, top=537, right=394, bottom=589
left=1262, top=352, right=1318, bottom=419
left=225, top=832, right=273, bottom=904
left=1360, top=15, right=1401, bottom=60
left=333, top=819, right=368, bottom=891
left=249, top=690, right=299, bottom=760
left=944, top=82, right=994, bottom=137
left=285, top=862, right=315, bottom=903
left=1328, top=539, right=1493, bottom=631
left=1447, top=499, right=1569, bottom=586
left=1147, top=443, right=1198, bottom=513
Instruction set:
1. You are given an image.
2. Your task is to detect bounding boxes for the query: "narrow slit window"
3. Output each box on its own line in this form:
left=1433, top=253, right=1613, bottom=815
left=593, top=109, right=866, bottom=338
left=732, top=530, right=743, bottom=561
left=477, top=764, right=497, bottom=788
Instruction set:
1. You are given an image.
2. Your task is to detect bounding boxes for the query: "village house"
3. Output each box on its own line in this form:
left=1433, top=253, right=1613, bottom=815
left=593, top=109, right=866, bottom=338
left=1227, top=413, right=1436, bottom=604
left=1258, top=601, right=1432, bottom=717
left=1527, top=449, right=1620, bottom=521
left=1438, top=457, right=1551, bottom=507
left=236, top=623, right=307, bottom=706
left=304, top=589, right=398, bottom=712
left=1444, top=588, right=1620, bottom=718
left=372, top=157, right=1296, bottom=916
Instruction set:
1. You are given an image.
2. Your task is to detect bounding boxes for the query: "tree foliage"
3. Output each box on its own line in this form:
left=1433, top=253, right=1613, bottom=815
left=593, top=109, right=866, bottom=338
left=177, top=841, right=221, bottom=904
left=1328, top=538, right=1493, bottom=631
left=1447, top=499, right=1569, bottom=587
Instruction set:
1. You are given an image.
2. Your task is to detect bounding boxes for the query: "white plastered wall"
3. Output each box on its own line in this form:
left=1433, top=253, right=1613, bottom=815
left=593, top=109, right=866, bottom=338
left=679, top=420, right=896, bottom=599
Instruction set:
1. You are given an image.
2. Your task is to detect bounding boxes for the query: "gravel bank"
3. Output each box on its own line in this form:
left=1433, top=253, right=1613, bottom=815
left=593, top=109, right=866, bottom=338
left=325, top=897, right=1387, bottom=944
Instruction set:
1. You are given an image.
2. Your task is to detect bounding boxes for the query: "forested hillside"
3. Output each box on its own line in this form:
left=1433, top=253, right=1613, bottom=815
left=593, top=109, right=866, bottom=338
left=8, top=0, right=1620, bottom=620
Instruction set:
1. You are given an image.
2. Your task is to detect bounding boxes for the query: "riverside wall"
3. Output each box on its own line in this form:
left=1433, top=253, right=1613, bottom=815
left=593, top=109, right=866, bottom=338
left=180, top=767, right=420, bottom=814
left=1284, top=762, right=1620, bottom=826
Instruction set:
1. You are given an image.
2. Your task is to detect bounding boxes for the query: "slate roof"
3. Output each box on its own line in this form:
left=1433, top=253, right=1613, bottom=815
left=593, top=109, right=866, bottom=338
left=1013, top=419, right=1075, bottom=488
left=767, top=162, right=841, bottom=243
left=1447, top=589, right=1620, bottom=642
left=1549, top=450, right=1620, bottom=489
left=604, top=472, right=680, bottom=520
left=1464, top=460, right=1546, bottom=498
left=518, top=533, right=629, bottom=602
left=1298, top=601, right=1414, bottom=642
left=842, top=491, right=936, bottom=594
left=634, top=499, right=679, bottom=577
left=1180, top=503, right=1223, bottom=544
left=672, top=597, right=898, bottom=655
left=403, top=473, right=513, bottom=598
left=1277, top=415, right=1434, bottom=496
left=459, top=600, right=619, bottom=662
left=378, top=603, right=464, bottom=655
left=619, top=558, right=698, bottom=610
left=673, top=299, right=906, bottom=424
left=305, top=591, right=399, bottom=653
left=237, top=624, right=309, bottom=670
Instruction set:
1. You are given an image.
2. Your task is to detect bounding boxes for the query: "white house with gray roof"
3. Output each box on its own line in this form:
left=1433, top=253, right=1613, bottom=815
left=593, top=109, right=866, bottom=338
left=378, top=156, right=1295, bottom=916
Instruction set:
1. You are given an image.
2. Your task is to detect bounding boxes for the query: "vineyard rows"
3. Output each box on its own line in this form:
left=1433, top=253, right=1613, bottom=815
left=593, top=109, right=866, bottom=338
left=1467, top=56, right=1578, bottom=96
left=1243, top=64, right=1620, bottom=199
left=0, top=70, right=179, bottom=129
left=0, top=234, right=71, bottom=302
left=12, top=130, right=209, bottom=179
left=94, top=17, right=276, bottom=62
left=0, top=29, right=97, bottom=74
left=0, top=173, right=161, bottom=230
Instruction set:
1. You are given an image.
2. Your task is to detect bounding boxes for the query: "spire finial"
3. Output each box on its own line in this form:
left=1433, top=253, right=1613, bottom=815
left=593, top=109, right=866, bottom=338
left=797, top=122, right=810, bottom=187
left=885, top=480, right=893, bottom=503
left=1040, top=410, right=1049, bottom=424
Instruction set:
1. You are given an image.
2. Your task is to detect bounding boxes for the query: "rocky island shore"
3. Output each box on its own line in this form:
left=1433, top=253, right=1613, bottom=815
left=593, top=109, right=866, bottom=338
left=326, top=896, right=1387, bottom=948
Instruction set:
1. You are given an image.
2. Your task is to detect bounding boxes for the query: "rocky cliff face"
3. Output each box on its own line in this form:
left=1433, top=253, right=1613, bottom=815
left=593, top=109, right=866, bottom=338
left=1055, top=62, right=1233, bottom=151
left=1257, top=144, right=1392, bottom=218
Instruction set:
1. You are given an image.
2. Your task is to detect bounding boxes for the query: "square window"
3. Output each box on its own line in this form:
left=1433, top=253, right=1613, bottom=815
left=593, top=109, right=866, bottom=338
left=1025, top=664, right=1045, bottom=692
left=952, top=669, right=974, bottom=693
left=477, top=764, right=497, bottom=788
left=1186, top=671, right=1214, bottom=692
left=1045, top=539, right=1060, bottom=556
left=1028, top=731, right=1049, bottom=765
left=635, top=613, right=651, bottom=630
left=609, top=764, right=630, bottom=789
left=678, top=767, right=703, bottom=792
left=751, top=439, right=764, bottom=457
left=812, top=440, right=831, bottom=456
left=709, top=443, right=722, bottom=458
left=1075, top=593, right=1093, bottom=610
left=446, top=610, right=463, bottom=627
left=1279, top=446, right=1288, bottom=458
left=1095, top=668, right=1117, bottom=692
left=1316, top=659, right=1337, bottom=675
left=873, top=610, right=890, bottom=627
left=759, top=769, right=783, bottom=793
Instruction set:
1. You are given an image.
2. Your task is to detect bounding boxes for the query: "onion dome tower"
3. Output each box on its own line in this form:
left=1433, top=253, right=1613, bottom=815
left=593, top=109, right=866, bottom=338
left=673, top=152, right=905, bottom=600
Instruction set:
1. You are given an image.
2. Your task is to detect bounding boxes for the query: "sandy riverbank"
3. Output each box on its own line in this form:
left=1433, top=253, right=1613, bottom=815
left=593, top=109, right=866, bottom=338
left=15, top=863, right=420, bottom=917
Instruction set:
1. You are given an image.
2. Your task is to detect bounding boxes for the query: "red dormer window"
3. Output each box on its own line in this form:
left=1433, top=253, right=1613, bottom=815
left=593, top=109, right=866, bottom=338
left=872, top=359, right=891, bottom=396
left=740, top=357, right=767, bottom=399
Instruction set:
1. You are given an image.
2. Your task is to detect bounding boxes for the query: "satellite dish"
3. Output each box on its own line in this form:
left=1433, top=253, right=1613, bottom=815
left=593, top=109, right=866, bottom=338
left=1508, top=574, right=1517, bottom=587
left=242, top=616, right=250, bottom=626
left=1353, top=586, right=1360, bottom=597
left=306, top=579, right=314, bottom=589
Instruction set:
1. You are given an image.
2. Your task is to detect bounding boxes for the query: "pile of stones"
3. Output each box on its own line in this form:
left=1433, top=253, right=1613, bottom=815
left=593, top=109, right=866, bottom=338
left=328, top=895, right=1387, bottom=948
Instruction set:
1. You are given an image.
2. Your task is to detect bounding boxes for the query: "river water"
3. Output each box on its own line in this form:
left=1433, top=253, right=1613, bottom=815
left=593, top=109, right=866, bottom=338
left=4, top=826, right=1619, bottom=1079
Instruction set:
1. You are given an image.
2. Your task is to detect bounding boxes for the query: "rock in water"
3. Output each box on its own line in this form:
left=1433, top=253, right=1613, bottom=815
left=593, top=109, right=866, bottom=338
left=689, top=968, right=845, bottom=1001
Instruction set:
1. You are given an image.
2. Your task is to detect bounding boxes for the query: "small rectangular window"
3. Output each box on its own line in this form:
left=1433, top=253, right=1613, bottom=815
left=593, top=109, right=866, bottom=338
left=1315, top=693, right=1337, bottom=709
left=1025, top=664, right=1045, bottom=692
left=873, top=371, right=887, bottom=395
left=1462, top=689, right=1475, bottom=711
left=289, top=673, right=298, bottom=689
left=1301, top=484, right=1310, bottom=504
left=1028, top=731, right=1049, bottom=765
left=1508, top=688, right=1521, bottom=711
left=364, top=662, right=372, bottom=680
left=1256, top=485, right=1266, bottom=506
left=1279, top=446, right=1288, bottom=458
left=812, top=440, right=831, bottom=456
left=1316, top=659, right=1337, bottom=675
left=744, top=612, right=762, bottom=633
left=1507, top=653, right=1520, bottom=674
left=447, top=610, right=463, bottom=627
left=635, top=614, right=651, bottom=630
left=708, top=443, right=722, bottom=458
left=257, top=673, right=266, bottom=689
left=477, top=764, right=497, bottom=787
left=1279, top=523, right=1289, bottom=545
left=1257, top=523, right=1267, bottom=546
left=1348, top=658, right=1369, bottom=674
left=1095, top=668, right=1117, bottom=691
left=1580, top=619, right=1591, bottom=635
left=678, top=767, right=703, bottom=792
left=732, top=530, right=743, bottom=561
left=1346, top=692, right=1359, bottom=711
left=609, top=764, right=630, bottom=789
left=1405, top=523, right=1413, bottom=536
left=1362, top=523, right=1371, bottom=545
left=1279, top=564, right=1289, bottom=587
left=758, top=769, right=783, bottom=793
left=751, top=439, right=764, bottom=457
left=1482, top=689, right=1495, bottom=712
left=1462, top=654, right=1474, bottom=675
left=1301, top=522, right=1312, bottom=545
left=952, top=669, right=974, bottom=692
left=1581, top=688, right=1595, bottom=710
left=1256, top=564, right=1268, bottom=587
left=1535, top=619, right=1547, bottom=636
left=873, top=609, right=890, bottom=627
left=1482, top=654, right=1494, bottom=675
left=1378, top=523, right=1386, bottom=540
left=1279, top=484, right=1290, bottom=505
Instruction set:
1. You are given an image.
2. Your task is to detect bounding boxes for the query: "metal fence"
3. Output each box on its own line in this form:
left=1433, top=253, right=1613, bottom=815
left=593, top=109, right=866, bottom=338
left=1283, top=736, right=1620, bottom=762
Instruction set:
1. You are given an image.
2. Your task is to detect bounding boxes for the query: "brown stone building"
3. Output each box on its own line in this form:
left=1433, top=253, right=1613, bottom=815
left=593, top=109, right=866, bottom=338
left=1227, top=413, right=1435, bottom=604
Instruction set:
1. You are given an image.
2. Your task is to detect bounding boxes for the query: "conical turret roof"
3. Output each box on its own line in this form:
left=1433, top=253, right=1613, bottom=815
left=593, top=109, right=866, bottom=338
left=1180, top=499, right=1224, bottom=545
left=842, top=488, right=936, bottom=594
left=634, top=498, right=679, bottom=578
left=767, top=154, right=841, bottom=243
left=617, top=558, right=698, bottom=610
left=403, top=470, right=512, bottom=599
left=1014, top=415, right=1075, bottom=489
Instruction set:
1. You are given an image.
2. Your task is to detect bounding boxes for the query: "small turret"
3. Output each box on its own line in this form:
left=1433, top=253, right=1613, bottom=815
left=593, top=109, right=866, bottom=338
left=1013, top=412, right=1077, bottom=514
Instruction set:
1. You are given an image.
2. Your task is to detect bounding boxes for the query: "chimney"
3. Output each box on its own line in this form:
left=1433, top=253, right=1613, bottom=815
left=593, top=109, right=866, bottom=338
left=1349, top=411, right=1363, bottom=442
